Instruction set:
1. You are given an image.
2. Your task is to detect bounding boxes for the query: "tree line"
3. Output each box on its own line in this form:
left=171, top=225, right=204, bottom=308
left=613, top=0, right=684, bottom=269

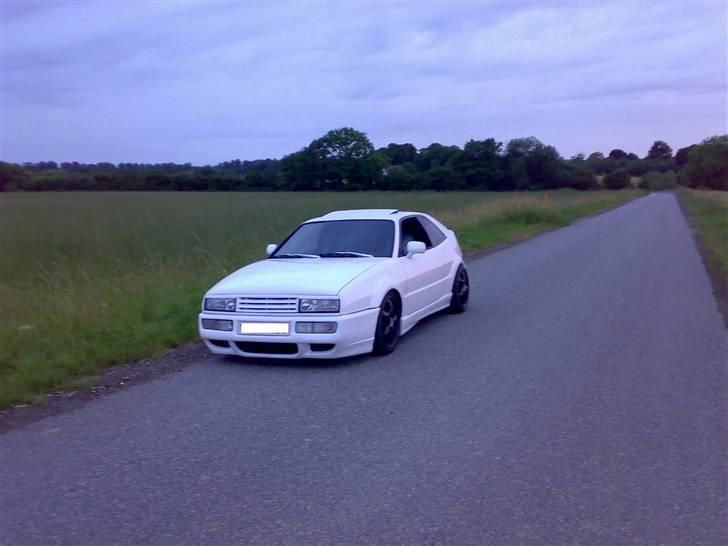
left=1, top=129, right=725, bottom=192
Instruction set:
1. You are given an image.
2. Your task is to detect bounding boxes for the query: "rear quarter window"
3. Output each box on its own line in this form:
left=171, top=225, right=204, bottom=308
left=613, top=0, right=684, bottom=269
left=418, top=216, right=447, bottom=247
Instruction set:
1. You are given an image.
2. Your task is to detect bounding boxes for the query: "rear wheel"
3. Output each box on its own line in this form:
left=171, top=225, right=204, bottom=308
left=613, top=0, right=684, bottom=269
left=448, top=264, right=469, bottom=313
left=373, top=291, right=401, bottom=355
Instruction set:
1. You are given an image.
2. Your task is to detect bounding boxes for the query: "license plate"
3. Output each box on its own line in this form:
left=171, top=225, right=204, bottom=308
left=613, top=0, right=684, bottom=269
left=239, top=322, right=289, bottom=335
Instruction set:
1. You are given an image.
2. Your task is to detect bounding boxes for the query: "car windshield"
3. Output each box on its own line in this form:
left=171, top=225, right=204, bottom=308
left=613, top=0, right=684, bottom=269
left=272, top=220, right=394, bottom=258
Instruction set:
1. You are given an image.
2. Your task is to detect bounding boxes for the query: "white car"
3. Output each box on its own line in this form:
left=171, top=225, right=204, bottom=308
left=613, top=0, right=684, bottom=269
left=199, top=209, right=469, bottom=359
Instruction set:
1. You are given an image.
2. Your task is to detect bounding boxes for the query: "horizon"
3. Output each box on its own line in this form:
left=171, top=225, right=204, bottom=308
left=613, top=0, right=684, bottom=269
left=6, top=129, right=716, bottom=167
left=2, top=1, right=727, bottom=164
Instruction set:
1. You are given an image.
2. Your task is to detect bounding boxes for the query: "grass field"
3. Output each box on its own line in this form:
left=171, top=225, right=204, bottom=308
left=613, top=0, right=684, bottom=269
left=0, top=190, right=643, bottom=407
left=676, top=188, right=728, bottom=284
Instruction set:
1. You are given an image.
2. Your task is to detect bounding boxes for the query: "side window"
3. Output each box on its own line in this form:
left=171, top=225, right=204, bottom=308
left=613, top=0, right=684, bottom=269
left=399, top=217, right=433, bottom=256
left=418, top=216, right=446, bottom=247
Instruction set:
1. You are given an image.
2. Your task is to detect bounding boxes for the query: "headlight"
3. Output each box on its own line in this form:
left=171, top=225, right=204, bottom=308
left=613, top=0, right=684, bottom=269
left=204, top=297, right=236, bottom=312
left=299, top=298, right=340, bottom=313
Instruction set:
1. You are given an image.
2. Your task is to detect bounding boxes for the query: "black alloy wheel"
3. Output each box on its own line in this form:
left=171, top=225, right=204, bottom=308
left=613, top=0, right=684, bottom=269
left=373, top=291, right=401, bottom=355
left=448, top=264, right=470, bottom=313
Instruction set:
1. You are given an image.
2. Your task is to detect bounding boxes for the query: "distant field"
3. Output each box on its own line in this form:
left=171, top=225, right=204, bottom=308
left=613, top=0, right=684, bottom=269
left=0, top=190, right=643, bottom=406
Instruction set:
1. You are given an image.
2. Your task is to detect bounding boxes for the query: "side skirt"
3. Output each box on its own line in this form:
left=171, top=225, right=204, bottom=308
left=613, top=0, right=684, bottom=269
left=400, top=295, right=452, bottom=335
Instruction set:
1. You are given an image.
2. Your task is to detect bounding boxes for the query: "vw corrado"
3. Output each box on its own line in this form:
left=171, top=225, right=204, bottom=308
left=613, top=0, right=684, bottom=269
left=199, top=209, right=469, bottom=358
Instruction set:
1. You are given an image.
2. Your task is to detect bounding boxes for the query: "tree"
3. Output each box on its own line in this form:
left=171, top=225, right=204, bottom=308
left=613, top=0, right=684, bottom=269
left=584, top=151, right=611, bottom=175
left=422, top=165, right=455, bottom=191
left=502, top=137, right=563, bottom=189
left=0, top=162, right=26, bottom=191
left=415, top=143, right=460, bottom=172
left=505, top=137, right=562, bottom=189
left=365, top=152, right=389, bottom=190
left=310, top=127, right=373, bottom=159
left=506, top=137, right=542, bottom=158
left=381, top=164, right=419, bottom=191
left=603, top=168, right=631, bottom=189
left=528, top=145, right=563, bottom=189
left=608, top=149, right=627, bottom=159
left=246, top=168, right=282, bottom=191
left=281, top=128, right=377, bottom=190
left=684, top=135, right=728, bottom=190
left=281, top=147, right=324, bottom=190
left=380, top=143, right=417, bottom=166
left=674, top=145, right=696, bottom=168
left=556, top=163, right=598, bottom=190
left=453, top=138, right=504, bottom=190
left=501, top=155, right=529, bottom=190
left=307, top=127, right=377, bottom=190
left=647, top=140, right=672, bottom=160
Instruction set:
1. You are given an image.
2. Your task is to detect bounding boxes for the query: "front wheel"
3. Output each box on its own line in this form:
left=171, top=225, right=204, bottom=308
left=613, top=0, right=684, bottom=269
left=448, top=264, right=469, bottom=313
left=373, top=291, right=401, bottom=355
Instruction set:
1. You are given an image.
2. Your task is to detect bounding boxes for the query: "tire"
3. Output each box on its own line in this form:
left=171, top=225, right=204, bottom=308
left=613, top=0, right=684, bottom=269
left=373, top=291, right=401, bottom=355
left=448, top=264, right=469, bottom=313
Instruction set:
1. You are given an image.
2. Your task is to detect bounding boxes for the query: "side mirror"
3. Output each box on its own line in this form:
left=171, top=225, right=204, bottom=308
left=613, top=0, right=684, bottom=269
left=266, top=243, right=277, bottom=257
left=406, top=240, right=426, bottom=257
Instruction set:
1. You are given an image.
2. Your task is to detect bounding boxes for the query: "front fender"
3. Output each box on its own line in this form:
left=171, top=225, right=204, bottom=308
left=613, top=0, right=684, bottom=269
left=338, top=261, right=407, bottom=314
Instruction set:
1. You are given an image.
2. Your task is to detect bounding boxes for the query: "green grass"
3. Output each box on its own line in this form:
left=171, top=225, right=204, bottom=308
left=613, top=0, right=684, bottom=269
left=438, top=191, right=643, bottom=251
left=0, top=190, right=643, bottom=407
left=676, top=188, right=728, bottom=283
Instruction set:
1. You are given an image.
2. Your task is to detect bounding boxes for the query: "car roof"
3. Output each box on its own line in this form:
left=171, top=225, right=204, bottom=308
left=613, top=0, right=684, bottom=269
left=308, top=209, right=418, bottom=222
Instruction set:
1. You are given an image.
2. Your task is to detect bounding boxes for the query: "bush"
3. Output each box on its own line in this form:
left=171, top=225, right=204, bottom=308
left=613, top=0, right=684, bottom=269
left=677, top=169, right=692, bottom=187
left=0, top=161, right=25, bottom=191
left=556, top=163, right=598, bottom=191
left=603, top=169, right=631, bottom=189
left=638, top=171, right=678, bottom=191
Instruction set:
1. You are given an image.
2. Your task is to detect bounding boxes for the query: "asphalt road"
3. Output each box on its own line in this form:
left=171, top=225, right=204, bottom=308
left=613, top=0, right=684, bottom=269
left=1, top=193, right=726, bottom=545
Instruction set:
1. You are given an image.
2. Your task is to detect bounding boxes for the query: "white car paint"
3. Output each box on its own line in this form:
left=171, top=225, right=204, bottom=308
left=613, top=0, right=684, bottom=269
left=209, top=259, right=379, bottom=297
left=198, top=209, right=467, bottom=359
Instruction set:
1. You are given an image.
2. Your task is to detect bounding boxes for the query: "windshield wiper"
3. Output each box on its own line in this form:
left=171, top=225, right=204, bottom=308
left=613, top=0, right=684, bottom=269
left=270, top=253, right=321, bottom=259
left=318, top=251, right=374, bottom=258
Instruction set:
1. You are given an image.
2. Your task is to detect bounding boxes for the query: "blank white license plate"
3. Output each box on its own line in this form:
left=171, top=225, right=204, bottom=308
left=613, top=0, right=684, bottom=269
left=239, top=322, right=289, bottom=335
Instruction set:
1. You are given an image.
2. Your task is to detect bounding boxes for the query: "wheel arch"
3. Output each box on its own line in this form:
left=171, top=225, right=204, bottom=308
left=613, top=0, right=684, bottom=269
left=383, top=287, right=402, bottom=310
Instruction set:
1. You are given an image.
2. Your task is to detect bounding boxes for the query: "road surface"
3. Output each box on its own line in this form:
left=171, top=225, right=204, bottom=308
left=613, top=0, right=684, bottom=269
left=1, top=193, right=726, bottom=545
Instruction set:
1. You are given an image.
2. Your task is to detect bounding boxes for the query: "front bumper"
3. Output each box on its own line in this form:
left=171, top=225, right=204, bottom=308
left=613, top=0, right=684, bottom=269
left=198, top=307, right=379, bottom=359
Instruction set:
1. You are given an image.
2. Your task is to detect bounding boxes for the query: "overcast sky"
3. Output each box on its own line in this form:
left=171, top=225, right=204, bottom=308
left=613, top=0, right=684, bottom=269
left=2, top=1, right=726, bottom=164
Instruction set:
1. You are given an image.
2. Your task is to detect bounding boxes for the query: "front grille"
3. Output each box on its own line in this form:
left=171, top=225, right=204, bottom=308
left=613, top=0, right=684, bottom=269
left=237, top=297, right=298, bottom=314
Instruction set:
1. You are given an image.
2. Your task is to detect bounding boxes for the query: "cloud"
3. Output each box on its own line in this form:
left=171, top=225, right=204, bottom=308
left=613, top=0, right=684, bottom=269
left=1, top=1, right=725, bottom=163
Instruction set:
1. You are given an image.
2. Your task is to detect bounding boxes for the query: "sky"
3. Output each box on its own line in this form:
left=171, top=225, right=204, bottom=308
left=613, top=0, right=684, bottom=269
left=2, top=1, right=727, bottom=165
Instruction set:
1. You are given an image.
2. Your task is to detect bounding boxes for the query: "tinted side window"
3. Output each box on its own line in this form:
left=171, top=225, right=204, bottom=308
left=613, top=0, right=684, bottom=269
left=399, top=217, right=432, bottom=256
left=418, top=216, right=446, bottom=247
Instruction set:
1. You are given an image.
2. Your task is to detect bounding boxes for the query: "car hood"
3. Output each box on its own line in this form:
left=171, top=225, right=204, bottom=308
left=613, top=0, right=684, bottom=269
left=208, top=258, right=383, bottom=296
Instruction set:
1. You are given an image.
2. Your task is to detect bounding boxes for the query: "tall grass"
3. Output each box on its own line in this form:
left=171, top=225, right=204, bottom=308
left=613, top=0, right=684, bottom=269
left=676, top=188, right=728, bottom=283
left=0, top=190, right=643, bottom=406
left=438, top=191, right=643, bottom=251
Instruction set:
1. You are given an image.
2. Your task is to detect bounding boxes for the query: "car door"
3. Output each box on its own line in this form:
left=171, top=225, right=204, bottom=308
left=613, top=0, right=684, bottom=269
left=399, top=216, right=450, bottom=315
left=417, top=215, right=454, bottom=300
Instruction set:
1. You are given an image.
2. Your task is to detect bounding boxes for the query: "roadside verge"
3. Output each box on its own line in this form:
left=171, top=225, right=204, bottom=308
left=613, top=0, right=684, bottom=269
left=675, top=188, right=728, bottom=327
